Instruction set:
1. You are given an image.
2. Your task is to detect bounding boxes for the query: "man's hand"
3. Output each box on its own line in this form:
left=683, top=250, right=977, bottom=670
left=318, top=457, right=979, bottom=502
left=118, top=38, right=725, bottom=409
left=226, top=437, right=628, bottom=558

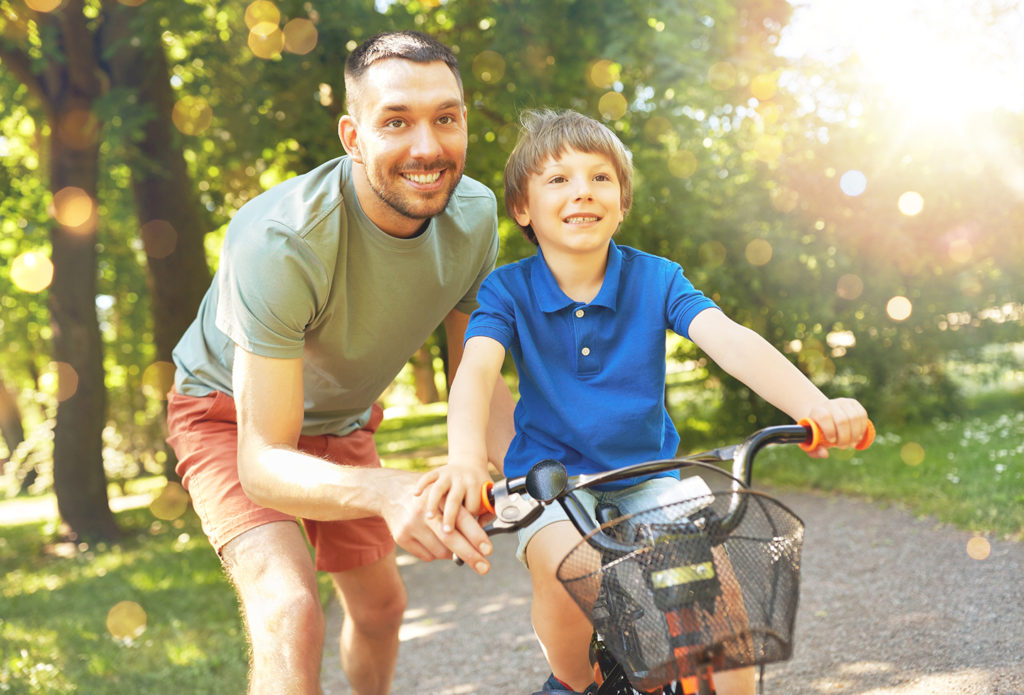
left=378, top=470, right=493, bottom=575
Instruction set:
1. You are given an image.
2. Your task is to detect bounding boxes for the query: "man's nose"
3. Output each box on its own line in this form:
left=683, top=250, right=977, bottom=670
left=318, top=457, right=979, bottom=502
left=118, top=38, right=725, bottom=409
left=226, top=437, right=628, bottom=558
left=409, top=123, right=443, bottom=160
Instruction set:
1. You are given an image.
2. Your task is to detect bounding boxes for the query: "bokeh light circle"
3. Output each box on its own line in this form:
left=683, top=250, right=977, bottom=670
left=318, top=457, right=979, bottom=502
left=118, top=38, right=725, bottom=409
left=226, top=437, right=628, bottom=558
left=107, top=601, right=147, bottom=641
left=699, top=241, right=727, bottom=269
left=150, top=482, right=190, bottom=521
left=900, top=442, right=925, bottom=466
left=588, top=59, right=617, bottom=89
left=472, top=50, right=506, bottom=84
left=172, top=96, right=213, bottom=136
left=886, top=296, right=913, bottom=321
left=52, top=187, right=95, bottom=230
left=840, top=170, right=867, bottom=197
left=668, top=150, right=697, bottom=179
left=598, top=91, right=628, bottom=120
left=836, top=274, right=864, bottom=300
left=140, top=220, right=178, bottom=259
left=249, top=22, right=285, bottom=59
left=283, top=18, right=318, bottom=55
left=966, top=536, right=991, bottom=561
left=142, top=361, right=176, bottom=400
left=25, top=0, right=63, bottom=10
left=11, top=252, right=54, bottom=293
left=244, top=0, right=280, bottom=29
left=750, top=73, right=778, bottom=101
left=745, top=238, right=773, bottom=266
left=707, top=62, right=737, bottom=90
left=898, top=191, right=924, bottom=216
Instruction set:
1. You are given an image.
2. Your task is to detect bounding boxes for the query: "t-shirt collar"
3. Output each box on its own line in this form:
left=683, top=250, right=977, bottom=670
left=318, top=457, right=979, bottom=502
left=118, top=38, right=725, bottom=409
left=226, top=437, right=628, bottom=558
left=533, top=241, right=622, bottom=313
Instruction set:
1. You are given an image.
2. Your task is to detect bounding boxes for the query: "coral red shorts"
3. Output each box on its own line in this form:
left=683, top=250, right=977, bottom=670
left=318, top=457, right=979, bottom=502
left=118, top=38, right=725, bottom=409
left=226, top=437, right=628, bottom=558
left=166, top=389, right=394, bottom=573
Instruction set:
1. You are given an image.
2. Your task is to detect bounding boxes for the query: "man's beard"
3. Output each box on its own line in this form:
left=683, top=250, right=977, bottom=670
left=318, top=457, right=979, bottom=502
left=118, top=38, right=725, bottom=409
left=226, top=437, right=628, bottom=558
left=366, top=159, right=465, bottom=221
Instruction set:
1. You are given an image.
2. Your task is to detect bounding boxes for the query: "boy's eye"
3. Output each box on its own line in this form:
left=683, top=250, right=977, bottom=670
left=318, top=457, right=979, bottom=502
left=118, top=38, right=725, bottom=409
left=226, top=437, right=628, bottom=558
left=548, top=175, right=567, bottom=184
left=594, top=173, right=613, bottom=182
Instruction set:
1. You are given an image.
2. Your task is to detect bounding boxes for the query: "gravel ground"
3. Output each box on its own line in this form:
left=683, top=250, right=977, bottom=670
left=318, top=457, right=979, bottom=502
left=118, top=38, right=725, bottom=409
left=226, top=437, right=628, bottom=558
left=321, top=489, right=1024, bottom=695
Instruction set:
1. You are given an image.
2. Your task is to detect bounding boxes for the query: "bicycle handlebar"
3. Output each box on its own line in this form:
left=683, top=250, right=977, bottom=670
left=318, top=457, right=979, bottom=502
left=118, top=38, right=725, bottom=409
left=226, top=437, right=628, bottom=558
left=463, top=419, right=874, bottom=563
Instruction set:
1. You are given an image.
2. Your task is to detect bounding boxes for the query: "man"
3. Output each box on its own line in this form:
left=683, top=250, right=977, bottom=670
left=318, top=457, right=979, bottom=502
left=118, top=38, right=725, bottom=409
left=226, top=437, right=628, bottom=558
left=167, top=31, right=514, bottom=695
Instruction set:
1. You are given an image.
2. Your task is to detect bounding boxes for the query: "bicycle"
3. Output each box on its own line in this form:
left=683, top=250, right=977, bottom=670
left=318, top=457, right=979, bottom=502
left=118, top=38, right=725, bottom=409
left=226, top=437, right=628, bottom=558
left=467, top=418, right=875, bottom=695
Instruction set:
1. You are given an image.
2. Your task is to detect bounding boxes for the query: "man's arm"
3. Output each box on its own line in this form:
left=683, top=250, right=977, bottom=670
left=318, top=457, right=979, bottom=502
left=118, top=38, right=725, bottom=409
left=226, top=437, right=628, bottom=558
left=687, top=308, right=868, bottom=448
left=232, top=344, right=493, bottom=572
left=443, top=309, right=515, bottom=472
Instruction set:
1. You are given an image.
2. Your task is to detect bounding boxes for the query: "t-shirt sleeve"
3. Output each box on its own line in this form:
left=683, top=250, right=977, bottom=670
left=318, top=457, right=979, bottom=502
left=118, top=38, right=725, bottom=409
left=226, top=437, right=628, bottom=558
left=665, top=262, right=718, bottom=339
left=453, top=212, right=499, bottom=315
left=464, top=273, right=515, bottom=348
left=215, top=221, right=327, bottom=358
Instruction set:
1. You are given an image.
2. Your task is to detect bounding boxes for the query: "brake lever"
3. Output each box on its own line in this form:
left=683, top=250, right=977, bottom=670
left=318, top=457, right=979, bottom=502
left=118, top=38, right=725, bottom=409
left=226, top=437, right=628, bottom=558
left=453, top=479, right=545, bottom=566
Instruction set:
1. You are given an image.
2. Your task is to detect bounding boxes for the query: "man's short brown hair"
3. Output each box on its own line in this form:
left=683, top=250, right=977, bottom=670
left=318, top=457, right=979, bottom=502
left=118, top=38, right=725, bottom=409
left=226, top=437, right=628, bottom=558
left=344, top=31, right=463, bottom=116
left=504, top=109, right=633, bottom=245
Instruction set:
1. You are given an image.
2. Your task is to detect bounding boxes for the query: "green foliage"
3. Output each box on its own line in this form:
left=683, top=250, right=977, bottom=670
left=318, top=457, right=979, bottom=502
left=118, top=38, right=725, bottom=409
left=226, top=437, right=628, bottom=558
left=2, top=0, right=1023, bottom=500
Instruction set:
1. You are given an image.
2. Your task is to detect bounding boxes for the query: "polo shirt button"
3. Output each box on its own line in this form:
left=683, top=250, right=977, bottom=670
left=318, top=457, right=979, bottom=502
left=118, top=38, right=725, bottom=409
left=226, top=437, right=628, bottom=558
left=581, top=347, right=591, bottom=356
left=575, top=309, right=585, bottom=318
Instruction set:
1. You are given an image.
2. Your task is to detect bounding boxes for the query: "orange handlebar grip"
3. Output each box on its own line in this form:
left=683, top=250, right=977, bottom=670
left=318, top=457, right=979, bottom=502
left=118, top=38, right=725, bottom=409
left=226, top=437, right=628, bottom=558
left=479, top=481, right=495, bottom=516
left=799, top=418, right=875, bottom=452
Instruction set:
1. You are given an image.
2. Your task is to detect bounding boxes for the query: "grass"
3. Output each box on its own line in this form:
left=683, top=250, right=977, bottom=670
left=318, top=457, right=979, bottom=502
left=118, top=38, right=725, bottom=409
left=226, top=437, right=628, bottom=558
left=1, top=389, right=1021, bottom=693
left=752, top=389, right=1024, bottom=540
left=0, top=503, right=250, bottom=694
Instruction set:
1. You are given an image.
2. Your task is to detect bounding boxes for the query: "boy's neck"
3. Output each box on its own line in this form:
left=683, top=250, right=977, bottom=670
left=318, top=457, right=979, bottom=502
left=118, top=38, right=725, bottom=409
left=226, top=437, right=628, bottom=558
left=542, top=245, right=609, bottom=304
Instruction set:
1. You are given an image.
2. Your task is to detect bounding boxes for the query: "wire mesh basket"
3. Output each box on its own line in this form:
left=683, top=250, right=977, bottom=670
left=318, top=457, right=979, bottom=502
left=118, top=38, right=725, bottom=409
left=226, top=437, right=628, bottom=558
left=557, top=482, right=804, bottom=692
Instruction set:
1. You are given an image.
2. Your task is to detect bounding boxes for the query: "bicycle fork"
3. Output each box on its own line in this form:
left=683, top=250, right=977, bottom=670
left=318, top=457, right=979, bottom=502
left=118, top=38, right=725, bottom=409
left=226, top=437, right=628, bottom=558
left=590, top=633, right=716, bottom=695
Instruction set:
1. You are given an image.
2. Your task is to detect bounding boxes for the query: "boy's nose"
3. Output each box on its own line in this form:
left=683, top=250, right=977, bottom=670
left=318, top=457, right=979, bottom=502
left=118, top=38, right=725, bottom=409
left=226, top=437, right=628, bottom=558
left=573, top=179, right=594, bottom=200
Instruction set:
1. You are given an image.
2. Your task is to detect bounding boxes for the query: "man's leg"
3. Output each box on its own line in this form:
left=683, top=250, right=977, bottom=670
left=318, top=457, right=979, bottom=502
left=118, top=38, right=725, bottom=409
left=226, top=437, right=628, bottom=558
left=329, top=552, right=406, bottom=695
left=221, top=521, right=325, bottom=695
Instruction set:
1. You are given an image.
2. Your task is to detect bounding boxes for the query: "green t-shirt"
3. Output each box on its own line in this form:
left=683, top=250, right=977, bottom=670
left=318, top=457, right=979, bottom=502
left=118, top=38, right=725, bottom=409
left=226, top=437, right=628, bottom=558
left=172, top=156, right=498, bottom=436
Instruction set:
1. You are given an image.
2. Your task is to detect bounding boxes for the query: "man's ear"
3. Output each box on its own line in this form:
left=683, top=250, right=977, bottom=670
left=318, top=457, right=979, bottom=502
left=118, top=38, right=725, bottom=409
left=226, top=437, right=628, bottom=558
left=338, top=115, right=362, bottom=164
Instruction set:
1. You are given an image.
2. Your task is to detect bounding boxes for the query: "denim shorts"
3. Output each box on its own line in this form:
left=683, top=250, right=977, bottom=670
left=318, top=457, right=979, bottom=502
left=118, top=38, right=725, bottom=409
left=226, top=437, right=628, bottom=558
left=514, top=474, right=713, bottom=566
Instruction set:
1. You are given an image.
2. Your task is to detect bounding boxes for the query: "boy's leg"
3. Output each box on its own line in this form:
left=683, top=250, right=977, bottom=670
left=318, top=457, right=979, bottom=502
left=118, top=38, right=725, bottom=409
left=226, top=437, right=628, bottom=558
left=329, top=553, right=406, bottom=695
left=526, top=521, right=595, bottom=692
left=221, top=520, right=327, bottom=695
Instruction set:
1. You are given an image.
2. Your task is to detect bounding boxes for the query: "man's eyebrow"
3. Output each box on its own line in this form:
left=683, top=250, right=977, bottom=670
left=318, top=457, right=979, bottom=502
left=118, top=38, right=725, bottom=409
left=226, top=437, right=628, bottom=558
left=378, top=99, right=463, bottom=114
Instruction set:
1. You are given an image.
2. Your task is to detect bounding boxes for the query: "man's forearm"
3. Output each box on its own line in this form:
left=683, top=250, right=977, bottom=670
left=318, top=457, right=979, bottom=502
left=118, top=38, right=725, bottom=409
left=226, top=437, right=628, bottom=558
left=238, top=444, right=404, bottom=521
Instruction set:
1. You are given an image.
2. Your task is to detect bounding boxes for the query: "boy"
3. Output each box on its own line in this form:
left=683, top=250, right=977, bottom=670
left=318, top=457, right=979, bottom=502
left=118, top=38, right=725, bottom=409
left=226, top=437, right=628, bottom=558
left=420, top=109, right=870, bottom=694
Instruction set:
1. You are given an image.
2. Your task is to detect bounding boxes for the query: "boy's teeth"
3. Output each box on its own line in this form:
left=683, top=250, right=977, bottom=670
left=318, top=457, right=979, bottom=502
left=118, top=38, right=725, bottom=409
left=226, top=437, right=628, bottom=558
left=565, top=216, right=598, bottom=223
left=405, top=172, right=441, bottom=184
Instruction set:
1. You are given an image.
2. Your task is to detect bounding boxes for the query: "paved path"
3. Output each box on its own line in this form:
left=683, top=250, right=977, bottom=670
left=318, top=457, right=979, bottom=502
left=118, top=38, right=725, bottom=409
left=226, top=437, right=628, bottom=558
left=321, top=489, right=1024, bottom=694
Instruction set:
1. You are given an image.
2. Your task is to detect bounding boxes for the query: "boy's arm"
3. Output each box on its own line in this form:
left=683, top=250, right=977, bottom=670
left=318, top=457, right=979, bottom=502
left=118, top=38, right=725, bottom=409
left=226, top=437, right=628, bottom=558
left=425, top=334, right=508, bottom=529
left=687, top=308, right=869, bottom=451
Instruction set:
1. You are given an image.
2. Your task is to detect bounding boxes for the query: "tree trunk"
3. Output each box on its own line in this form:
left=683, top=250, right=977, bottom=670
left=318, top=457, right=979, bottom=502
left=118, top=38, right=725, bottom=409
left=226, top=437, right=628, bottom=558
left=103, top=4, right=214, bottom=481
left=412, top=346, right=441, bottom=404
left=48, top=129, right=119, bottom=542
left=103, top=4, right=212, bottom=363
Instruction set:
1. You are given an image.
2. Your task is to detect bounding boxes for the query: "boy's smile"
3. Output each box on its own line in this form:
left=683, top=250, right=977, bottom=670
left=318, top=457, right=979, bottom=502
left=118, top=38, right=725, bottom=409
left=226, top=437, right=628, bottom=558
left=513, top=148, right=624, bottom=258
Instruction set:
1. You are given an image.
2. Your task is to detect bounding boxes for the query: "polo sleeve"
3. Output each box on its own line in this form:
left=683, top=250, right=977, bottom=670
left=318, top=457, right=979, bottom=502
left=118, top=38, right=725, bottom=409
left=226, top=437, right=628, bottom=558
left=464, top=273, right=516, bottom=349
left=215, top=221, right=327, bottom=359
left=665, top=262, right=718, bottom=340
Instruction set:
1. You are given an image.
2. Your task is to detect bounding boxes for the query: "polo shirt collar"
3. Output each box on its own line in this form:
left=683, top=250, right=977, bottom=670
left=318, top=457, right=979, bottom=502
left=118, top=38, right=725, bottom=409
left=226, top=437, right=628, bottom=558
left=533, top=241, right=623, bottom=313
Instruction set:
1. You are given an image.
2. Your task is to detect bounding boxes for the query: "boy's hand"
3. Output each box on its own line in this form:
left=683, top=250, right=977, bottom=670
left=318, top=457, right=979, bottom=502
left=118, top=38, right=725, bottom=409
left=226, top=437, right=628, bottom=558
left=416, top=459, right=491, bottom=532
left=804, top=398, right=870, bottom=458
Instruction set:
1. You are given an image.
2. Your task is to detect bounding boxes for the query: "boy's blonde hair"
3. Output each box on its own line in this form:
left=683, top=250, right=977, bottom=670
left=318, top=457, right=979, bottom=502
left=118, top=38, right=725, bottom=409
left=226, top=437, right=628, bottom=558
left=504, top=109, right=633, bottom=245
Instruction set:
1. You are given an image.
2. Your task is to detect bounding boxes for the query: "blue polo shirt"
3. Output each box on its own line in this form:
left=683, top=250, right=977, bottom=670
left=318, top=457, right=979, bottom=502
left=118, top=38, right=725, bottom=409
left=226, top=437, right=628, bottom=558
left=466, top=242, right=718, bottom=486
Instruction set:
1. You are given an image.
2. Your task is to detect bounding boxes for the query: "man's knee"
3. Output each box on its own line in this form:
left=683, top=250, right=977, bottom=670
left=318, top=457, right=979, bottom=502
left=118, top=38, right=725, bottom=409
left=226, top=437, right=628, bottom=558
left=345, top=582, right=406, bottom=638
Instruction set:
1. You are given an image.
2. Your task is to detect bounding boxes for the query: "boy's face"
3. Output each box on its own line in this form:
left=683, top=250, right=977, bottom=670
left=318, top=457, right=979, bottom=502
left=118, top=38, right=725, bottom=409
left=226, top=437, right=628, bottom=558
left=513, top=148, right=624, bottom=256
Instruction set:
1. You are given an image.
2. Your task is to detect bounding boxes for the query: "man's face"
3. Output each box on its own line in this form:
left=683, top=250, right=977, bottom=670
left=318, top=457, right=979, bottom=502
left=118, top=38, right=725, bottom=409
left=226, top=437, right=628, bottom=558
left=342, top=59, right=467, bottom=234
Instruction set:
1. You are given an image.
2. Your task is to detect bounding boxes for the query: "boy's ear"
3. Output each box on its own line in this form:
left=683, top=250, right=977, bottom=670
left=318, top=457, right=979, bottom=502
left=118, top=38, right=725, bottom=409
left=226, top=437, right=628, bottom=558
left=512, top=207, right=531, bottom=228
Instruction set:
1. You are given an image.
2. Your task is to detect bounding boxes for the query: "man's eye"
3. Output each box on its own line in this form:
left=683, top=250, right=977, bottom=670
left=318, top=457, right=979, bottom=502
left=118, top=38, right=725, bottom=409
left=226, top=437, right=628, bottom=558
left=437, top=115, right=455, bottom=125
left=386, top=119, right=405, bottom=128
